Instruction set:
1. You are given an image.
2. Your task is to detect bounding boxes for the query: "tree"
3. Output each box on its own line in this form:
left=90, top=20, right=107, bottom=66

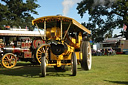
left=0, top=3, right=9, bottom=29
left=82, top=22, right=104, bottom=42
left=77, top=0, right=128, bottom=42
left=104, top=31, right=112, bottom=38
left=0, top=0, right=40, bottom=30
left=113, top=34, right=118, bottom=38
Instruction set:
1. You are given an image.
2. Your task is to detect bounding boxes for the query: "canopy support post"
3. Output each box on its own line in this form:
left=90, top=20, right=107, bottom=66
left=44, top=20, right=46, bottom=40
left=63, top=22, right=71, bottom=40
left=61, top=20, right=63, bottom=40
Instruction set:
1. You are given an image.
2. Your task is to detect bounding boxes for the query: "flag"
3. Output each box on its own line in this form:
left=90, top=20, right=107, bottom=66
left=123, top=24, right=127, bottom=31
left=26, top=26, right=28, bottom=30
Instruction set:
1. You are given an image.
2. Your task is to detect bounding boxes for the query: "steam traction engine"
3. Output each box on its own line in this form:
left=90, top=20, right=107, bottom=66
left=0, top=30, right=45, bottom=68
left=32, top=15, right=92, bottom=77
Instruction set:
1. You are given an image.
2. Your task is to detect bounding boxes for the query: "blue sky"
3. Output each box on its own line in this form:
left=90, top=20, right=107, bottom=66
left=32, top=0, right=121, bottom=36
left=32, top=0, right=89, bottom=23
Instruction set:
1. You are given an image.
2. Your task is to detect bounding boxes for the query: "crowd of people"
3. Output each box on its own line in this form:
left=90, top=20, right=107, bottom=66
left=92, top=48, right=116, bottom=56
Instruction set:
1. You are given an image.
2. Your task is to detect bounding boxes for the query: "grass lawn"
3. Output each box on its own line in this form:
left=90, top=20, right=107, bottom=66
left=0, top=55, right=128, bottom=85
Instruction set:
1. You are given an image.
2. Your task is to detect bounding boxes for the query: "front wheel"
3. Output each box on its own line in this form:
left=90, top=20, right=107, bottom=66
left=71, top=52, right=77, bottom=76
left=40, top=53, right=46, bottom=77
left=1, top=53, right=17, bottom=68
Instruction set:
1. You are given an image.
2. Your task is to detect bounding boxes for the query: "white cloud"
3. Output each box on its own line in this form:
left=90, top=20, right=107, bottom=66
left=62, top=0, right=82, bottom=16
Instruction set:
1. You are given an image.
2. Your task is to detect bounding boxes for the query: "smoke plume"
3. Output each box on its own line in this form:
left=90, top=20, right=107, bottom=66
left=62, top=0, right=117, bottom=16
left=62, top=0, right=82, bottom=16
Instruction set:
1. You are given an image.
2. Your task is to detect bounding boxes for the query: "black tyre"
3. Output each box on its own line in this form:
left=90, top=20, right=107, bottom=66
left=71, top=52, right=77, bottom=76
left=81, top=41, right=92, bottom=70
left=41, top=53, right=46, bottom=77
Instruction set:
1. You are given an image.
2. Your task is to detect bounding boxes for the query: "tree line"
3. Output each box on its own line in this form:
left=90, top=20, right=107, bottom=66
left=77, top=0, right=128, bottom=42
left=0, top=0, right=128, bottom=42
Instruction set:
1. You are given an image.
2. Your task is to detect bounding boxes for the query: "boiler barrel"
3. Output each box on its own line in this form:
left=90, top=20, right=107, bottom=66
left=3, top=47, right=29, bottom=53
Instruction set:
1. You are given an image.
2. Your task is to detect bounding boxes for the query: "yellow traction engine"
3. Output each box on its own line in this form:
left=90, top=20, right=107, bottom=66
left=32, top=15, right=92, bottom=77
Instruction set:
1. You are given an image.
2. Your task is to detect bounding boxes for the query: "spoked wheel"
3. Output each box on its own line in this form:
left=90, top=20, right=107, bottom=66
left=41, top=54, right=46, bottom=77
left=81, top=41, right=92, bottom=70
left=71, top=52, right=77, bottom=76
left=36, top=44, right=50, bottom=64
left=1, top=53, right=17, bottom=68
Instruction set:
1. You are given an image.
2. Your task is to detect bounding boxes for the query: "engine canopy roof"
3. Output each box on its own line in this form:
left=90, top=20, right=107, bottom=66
left=32, top=16, right=91, bottom=34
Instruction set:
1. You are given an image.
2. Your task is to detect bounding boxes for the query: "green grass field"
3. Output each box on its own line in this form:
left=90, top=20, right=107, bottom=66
left=0, top=55, right=128, bottom=85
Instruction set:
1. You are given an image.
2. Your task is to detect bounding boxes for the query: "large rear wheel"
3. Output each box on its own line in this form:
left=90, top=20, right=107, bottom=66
left=1, top=53, right=17, bottom=68
left=36, top=44, right=50, bottom=64
left=81, top=41, right=92, bottom=70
